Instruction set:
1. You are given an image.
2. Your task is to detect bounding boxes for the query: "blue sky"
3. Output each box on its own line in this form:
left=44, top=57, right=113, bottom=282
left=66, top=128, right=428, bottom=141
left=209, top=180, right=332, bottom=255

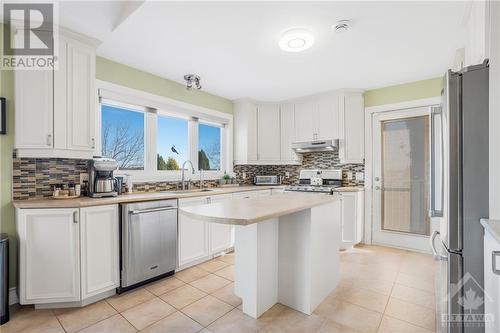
left=102, top=104, right=220, bottom=169
left=157, top=115, right=188, bottom=164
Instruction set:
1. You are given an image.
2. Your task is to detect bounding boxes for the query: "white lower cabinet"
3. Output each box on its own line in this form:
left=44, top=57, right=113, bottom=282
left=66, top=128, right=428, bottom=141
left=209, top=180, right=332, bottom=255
left=16, top=205, right=119, bottom=306
left=209, top=194, right=234, bottom=255
left=179, top=191, right=272, bottom=269
left=339, top=191, right=364, bottom=249
left=80, top=205, right=119, bottom=299
left=484, top=231, right=500, bottom=333
left=17, top=208, right=81, bottom=304
left=178, top=196, right=211, bottom=267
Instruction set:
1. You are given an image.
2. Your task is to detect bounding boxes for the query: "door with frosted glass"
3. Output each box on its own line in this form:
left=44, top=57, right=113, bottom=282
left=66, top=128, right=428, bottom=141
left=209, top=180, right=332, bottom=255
left=372, top=107, right=431, bottom=251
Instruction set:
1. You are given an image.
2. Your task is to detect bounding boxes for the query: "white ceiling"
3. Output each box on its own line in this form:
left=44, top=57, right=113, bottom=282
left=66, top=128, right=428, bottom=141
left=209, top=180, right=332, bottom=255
left=59, top=1, right=467, bottom=101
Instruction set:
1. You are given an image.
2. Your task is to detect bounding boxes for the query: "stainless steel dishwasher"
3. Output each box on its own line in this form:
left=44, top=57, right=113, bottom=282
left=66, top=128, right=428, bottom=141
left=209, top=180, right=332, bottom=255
left=119, top=199, right=177, bottom=293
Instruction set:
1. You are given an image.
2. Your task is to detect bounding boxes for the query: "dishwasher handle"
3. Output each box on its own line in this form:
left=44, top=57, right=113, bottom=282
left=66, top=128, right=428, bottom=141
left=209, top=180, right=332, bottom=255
left=129, top=206, right=177, bottom=215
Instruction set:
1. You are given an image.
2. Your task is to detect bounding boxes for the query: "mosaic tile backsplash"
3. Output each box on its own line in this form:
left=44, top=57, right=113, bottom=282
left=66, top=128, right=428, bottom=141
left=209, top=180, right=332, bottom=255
left=234, top=151, right=365, bottom=187
left=12, top=150, right=363, bottom=200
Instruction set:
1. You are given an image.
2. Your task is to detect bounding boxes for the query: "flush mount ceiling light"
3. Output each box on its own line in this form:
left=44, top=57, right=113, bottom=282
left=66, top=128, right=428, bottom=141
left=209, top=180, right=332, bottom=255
left=279, top=28, right=315, bottom=52
left=184, top=74, right=201, bottom=90
left=332, top=20, right=351, bottom=33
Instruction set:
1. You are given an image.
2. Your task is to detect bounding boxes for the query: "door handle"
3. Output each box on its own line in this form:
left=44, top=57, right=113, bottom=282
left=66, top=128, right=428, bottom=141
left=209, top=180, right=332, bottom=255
left=492, top=251, right=500, bottom=275
left=73, top=211, right=79, bottom=223
left=129, top=206, right=177, bottom=215
left=46, top=134, right=52, bottom=146
left=430, top=231, right=447, bottom=261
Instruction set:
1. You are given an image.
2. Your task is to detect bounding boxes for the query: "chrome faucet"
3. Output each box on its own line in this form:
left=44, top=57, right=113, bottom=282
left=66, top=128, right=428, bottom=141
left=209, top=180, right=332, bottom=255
left=181, top=160, right=195, bottom=190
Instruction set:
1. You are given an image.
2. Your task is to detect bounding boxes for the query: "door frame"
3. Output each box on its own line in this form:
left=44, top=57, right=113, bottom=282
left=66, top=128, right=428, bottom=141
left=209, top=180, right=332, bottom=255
left=363, top=97, right=441, bottom=251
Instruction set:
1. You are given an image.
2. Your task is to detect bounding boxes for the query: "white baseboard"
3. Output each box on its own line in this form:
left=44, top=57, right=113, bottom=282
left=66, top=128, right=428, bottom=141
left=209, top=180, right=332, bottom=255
left=9, top=287, right=19, bottom=306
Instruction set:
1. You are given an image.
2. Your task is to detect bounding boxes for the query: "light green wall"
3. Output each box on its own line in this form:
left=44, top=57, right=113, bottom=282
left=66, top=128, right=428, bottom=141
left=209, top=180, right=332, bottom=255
left=96, top=57, right=233, bottom=114
left=0, top=24, right=16, bottom=288
left=364, top=77, right=442, bottom=107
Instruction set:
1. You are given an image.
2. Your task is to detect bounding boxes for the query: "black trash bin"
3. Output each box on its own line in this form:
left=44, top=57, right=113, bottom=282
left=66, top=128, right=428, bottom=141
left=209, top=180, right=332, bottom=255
left=0, top=233, right=9, bottom=325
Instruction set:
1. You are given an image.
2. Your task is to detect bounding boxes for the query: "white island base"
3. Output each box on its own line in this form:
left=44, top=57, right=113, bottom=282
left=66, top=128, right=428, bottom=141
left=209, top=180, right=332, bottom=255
left=233, top=201, right=340, bottom=318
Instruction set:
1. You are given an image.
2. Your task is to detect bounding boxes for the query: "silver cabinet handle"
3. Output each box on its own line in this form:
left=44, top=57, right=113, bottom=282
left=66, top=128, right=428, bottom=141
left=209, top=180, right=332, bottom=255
left=374, top=177, right=380, bottom=181
left=129, top=206, right=177, bottom=215
left=91, top=138, right=95, bottom=149
left=492, top=251, right=500, bottom=275
left=73, top=211, right=78, bottom=223
left=47, top=134, right=52, bottom=146
left=430, top=231, right=447, bottom=261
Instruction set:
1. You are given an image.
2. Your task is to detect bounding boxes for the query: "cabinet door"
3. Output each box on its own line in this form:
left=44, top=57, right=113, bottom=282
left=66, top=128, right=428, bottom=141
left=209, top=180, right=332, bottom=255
left=317, top=94, right=339, bottom=140
left=17, top=208, right=80, bottom=304
left=66, top=38, right=96, bottom=151
left=257, top=104, right=281, bottom=161
left=80, top=205, right=119, bottom=299
left=14, top=69, right=54, bottom=149
left=179, top=197, right=211, bottom=267
left=294, top=101, right=316, bottom=142
left=341, top=93, right=365, bottom=163
left=340, top=193, right=357, bottom=248
left=280, top=104, right=299, bottom=162
left=209, top=194, right=234, bottom=254
left=484, top=231, right=500, bottom=333
left=233, top=101, right=258, bottom=162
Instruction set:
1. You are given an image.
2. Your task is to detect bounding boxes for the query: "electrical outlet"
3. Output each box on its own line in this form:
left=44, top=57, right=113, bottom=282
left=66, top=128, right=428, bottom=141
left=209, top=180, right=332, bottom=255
left=79, top=173, right=89, bottom=184
left=242, top=172, right=246, bottom=179
left=285, top=171, right=290, bottom=178
left=347, top=172, right=353, bottom=180
left=356, top=172, right=364, bottom=181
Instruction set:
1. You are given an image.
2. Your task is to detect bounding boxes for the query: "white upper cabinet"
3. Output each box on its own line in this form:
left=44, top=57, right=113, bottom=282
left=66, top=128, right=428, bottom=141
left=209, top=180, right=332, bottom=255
left=62, top=37, right=97, bottom=151
left=339, top=91, right=365, bottom=164
left=293, top=93, right=339, bottom=142
left=294, top=101, right=316, bottom=142
left=14, top=28, right=99, bottom=158
left=233, top=90, right=364, bottom=166
left=257, top=104, right=281, bottom=162
left=317, top=94, right=339, bottom=140
left=280, top=103, right=299, bottom=163
left=14, top=69, right=54, bottom=149
left=234, top=100, right=258, bottom=163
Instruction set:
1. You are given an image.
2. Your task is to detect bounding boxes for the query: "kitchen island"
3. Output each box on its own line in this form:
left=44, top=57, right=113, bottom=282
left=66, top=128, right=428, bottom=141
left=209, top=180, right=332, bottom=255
left=180, top=193, right=341, bottom=318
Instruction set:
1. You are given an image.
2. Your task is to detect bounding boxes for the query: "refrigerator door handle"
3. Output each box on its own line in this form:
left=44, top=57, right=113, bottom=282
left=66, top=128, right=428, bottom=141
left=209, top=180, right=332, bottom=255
left=430, top=231, right=448, bottom=261
left=429, top=106, right=444, bottom=218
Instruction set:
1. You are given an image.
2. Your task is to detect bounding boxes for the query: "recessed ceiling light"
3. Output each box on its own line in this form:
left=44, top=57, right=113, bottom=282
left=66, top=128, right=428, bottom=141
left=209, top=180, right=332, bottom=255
left=279, top=28, right=314, bottom=52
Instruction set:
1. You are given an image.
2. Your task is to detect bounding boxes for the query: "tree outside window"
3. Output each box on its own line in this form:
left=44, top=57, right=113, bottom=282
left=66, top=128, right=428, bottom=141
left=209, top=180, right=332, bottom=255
left=157, top=115, right=188, bottom=170
left=198, top=123, right=221, bottom=171
left=101, top=105, right=144, bottom=170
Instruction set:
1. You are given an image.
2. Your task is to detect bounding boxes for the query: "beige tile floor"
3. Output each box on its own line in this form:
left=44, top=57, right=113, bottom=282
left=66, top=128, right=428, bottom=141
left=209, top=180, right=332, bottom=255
left=1, top=245, right=437, bottom=333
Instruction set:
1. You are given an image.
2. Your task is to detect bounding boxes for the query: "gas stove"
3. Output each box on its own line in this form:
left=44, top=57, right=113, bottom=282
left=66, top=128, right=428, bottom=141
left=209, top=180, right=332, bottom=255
left=284, top=169, right=342, bottom=194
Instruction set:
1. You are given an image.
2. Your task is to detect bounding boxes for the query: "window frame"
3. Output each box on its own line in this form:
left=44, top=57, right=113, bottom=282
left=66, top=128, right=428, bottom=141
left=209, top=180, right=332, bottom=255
left=96, top=80, right=233, bottom=182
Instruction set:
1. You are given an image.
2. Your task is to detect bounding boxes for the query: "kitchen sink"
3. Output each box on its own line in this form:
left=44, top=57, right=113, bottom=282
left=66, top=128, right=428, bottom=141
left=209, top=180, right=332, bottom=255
left=160, top=188, right=223, bottom=194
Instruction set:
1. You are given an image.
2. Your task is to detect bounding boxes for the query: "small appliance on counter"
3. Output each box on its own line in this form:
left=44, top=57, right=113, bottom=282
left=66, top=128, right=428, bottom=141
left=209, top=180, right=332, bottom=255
left=254, top=175, right=282, bottom=185
left=285, top=169, right=342, bottom=194
left=88, top=157, right=119, bottom=198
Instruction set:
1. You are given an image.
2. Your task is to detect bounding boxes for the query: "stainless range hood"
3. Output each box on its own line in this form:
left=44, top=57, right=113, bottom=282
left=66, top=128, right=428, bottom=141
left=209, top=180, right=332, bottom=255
left=291, top=139, right=339, bottom=153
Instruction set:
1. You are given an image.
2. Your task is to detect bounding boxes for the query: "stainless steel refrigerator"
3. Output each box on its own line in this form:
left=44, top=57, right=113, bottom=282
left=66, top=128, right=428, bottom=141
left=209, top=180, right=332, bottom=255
left=430, top=62, right=489, bottom=333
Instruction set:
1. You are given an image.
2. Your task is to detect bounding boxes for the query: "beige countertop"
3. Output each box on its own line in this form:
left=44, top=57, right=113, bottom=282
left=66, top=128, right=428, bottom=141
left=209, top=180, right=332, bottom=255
left=179, top=192, right=337, bottom=225
left=12, top=185, right=285, bottom=209
left=481, top=219, right=500, bottom=244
